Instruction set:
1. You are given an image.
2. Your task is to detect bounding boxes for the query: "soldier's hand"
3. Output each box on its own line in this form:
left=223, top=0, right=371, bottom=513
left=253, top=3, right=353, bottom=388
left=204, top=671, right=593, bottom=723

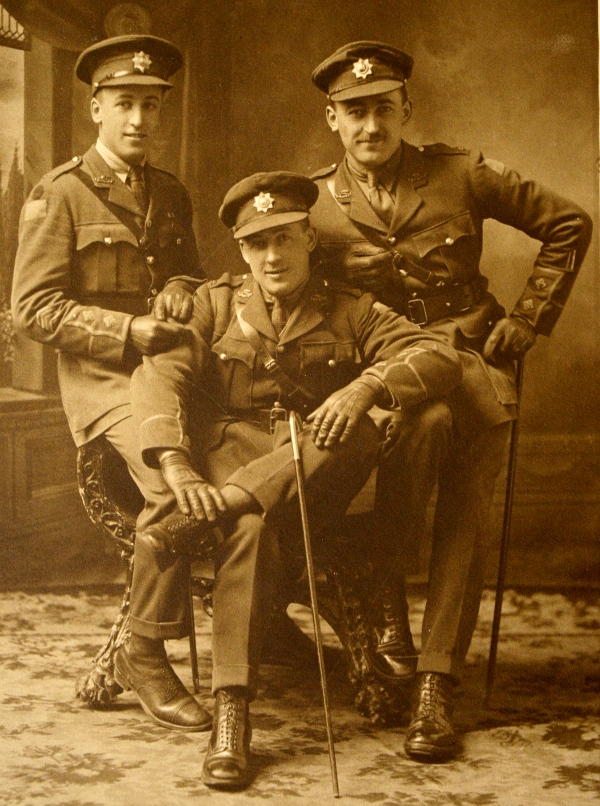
left=483, top=316, right=537, bottom=365
left=153, top=286, right=194, bottom=323
left=342, top=244, right=394, bottom=290
left=158, top=450, right=227, bottom=521
left=129, top=315, right=187, bottom=355
left=307, top=377, right=384, bottom=449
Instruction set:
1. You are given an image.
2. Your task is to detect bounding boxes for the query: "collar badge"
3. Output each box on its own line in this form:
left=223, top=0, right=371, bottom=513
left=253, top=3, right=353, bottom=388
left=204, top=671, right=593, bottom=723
left=352, top=58, right=373, bottom=80
left=237, top=288, right=253, bottom=299
left=132, top=51, right=152, bottom=73
left=253, top=192, right=274, bottom=213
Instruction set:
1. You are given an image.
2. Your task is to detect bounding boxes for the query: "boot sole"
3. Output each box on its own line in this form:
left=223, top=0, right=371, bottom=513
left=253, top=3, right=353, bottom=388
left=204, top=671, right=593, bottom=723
left=114, top=662, right=212, bottom=733
left=404, top=741, right=458, bottom=763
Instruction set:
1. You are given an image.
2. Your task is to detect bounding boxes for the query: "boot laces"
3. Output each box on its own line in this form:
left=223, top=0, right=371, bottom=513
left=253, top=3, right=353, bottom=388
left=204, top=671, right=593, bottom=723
left=417, top=674, right=444, bottom=719
left=218, top=694, right=243, bottom=750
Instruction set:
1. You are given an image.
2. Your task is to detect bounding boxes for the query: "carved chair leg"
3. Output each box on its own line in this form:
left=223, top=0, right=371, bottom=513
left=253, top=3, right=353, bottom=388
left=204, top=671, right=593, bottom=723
left=76, top=552, right=133, bottom=709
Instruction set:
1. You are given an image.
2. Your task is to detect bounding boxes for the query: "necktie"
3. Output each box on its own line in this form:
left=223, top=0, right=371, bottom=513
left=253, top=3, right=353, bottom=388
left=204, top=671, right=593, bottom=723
left=367, top=174, right=394, bottom=226
left=128, top=164, right=148, bottom=214
left=271, top=299, right=287, bottom=336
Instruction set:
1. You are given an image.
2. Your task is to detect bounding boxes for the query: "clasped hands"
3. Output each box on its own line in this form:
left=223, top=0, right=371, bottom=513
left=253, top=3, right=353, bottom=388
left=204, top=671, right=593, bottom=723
left=158, top=375, right=383, bottom=522
left=128, top=284, right=194, bottom=355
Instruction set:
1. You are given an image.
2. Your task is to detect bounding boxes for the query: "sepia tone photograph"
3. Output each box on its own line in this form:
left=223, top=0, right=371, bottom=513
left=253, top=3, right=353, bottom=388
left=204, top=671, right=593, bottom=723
left=0, top=0, right=598, bottom=803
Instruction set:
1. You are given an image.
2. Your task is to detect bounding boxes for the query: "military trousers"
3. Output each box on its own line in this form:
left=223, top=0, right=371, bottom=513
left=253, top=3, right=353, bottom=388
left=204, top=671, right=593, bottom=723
left=127, top=413, right=380, bottom=697
left=375, top=402, right=511, bottom=682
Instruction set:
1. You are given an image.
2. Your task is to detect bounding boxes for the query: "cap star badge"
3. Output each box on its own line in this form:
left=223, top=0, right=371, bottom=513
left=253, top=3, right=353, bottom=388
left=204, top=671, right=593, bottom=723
left=253, top=192, right=274, bottom=213
left=352, top=57, right=373, bottom=80
left=132, top=51, right=152, bottom=73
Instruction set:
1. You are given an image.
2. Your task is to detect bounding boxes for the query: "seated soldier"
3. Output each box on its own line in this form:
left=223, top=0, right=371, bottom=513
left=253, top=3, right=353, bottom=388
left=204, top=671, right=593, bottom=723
left=122, top=171, right=462, bottom=789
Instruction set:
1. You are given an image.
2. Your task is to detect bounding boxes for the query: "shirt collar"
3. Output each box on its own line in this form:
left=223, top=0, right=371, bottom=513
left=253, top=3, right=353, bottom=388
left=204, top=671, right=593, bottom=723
left=260, top=275, right=310, bottom=313
left=95, top=138, right=146, bottom=180
left=345, top=141, right=404, bottom=192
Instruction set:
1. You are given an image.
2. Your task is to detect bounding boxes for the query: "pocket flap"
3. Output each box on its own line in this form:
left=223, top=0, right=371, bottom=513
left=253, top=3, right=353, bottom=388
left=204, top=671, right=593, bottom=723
left=412, top=212, right=476, bottom=258
left=300, top=340, right=358, bottom=367
left=211, top=334, right=256, bottom=369
left=74, top=223, right=138, bottom=251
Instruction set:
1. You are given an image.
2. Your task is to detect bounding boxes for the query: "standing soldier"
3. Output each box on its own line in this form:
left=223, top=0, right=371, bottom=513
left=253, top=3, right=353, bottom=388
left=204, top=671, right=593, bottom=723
left=309, top=40, right=592, bottom=761
left=12, top=36, right=210, bottom=733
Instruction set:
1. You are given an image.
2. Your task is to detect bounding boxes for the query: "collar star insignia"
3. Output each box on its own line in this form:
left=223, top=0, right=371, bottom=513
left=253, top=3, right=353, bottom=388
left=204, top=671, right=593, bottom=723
left=132, top=51, right=152, bottom=73
left=253, top=192, right=274, bottom=213
left=352, top=58, right=373, bottom=80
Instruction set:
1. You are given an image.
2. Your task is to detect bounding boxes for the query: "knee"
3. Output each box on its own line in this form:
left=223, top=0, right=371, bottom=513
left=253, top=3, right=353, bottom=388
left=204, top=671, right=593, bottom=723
left=348, top=413, right=381, bottom=465
left=418, top=400, right=453, bottom=437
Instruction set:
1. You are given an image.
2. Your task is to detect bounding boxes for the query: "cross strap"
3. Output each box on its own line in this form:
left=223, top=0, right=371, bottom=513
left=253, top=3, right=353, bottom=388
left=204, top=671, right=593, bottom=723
left=234, top=301, right=317, bottom=413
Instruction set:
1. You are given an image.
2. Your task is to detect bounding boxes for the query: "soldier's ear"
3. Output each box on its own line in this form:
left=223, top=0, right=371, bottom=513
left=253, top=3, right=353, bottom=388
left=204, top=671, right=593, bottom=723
left=305, top=224, right=317, bottom=252
left=402, top=98, right=413, bottom=125
left=325, top=105, right=339, bottom=132
left=90, top=96, right=102, bottom=125
left=239, top=241, right=251, bottom=265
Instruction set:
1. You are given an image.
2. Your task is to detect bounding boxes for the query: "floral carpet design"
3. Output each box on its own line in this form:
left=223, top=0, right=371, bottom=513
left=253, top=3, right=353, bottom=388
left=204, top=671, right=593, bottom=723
left=0, top=588, right=598, bottom=805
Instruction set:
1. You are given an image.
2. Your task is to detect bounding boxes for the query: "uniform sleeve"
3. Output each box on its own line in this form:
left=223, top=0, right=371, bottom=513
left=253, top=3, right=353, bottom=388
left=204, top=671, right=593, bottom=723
left=163, top=183, right=205, bottom=292
left=469, top=151, right=593, bottom=335
left=354, top=296, right=462, bottom=410
left=11, top=180, right=133, bottom=366
left=132, top=283, right=215, bottom=466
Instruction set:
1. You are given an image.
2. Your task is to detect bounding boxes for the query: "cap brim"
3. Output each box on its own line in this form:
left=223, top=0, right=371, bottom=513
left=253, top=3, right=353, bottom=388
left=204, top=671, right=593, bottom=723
left=329, top=78, right=404, bottom=102
left=94, top=76, right=173, bottom=92
left=234, top=211, right=308, bottom=239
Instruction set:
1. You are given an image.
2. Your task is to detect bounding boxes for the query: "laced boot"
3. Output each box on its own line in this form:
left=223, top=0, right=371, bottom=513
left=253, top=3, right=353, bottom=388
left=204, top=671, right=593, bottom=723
left=404, top=672, right=459, bottom=761
left=202, top=688, right=252, bottom=789
left=374, top=579, right=417, bottom=679
left=114, top=637, right=211, bottom=732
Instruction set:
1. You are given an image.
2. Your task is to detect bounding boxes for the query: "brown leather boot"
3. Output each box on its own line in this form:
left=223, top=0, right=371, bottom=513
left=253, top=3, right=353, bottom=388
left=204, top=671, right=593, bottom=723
left=404, top=672, right=459, bottom=762
left=202, top=689, right=252, bottom=790
left=114, top=640, right=212, bottom=732
left=374, top=581, right=418, bottom=679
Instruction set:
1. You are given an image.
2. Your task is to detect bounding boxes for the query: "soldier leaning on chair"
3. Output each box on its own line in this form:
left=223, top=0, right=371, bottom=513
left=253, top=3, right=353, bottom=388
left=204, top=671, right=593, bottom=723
left=308, top=40, right=592, bottom=762
left=11, top=36, right=211, bottom=731
left=124, top=171, right=463, bottom=789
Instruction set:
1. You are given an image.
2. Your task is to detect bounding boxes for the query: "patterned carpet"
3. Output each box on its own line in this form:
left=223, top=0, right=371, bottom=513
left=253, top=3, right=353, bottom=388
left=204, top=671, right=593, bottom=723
left=0, top=587, right=598, bottom=806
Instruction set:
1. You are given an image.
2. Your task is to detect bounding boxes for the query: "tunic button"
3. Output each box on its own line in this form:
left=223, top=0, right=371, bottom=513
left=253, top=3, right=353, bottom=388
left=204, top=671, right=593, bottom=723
left=220, top=353, right=227, bottom=360
left=387, top=236, right=397, bottom=245
left=146, top=219, right=153, bottom=228
left=150, top=288, right=158, bottom=296
left=328, top=359, right=336, bottom=367
left=104, top=236, right=112, bottom=245
left=146, top=256, right=154, bottom=264
left=411, top=292, right=418, bottom=298
left=418, top=146, right=424, bottom=152
left=399, top=269, right=408, bottom=277
left=445, top=237, right=454, bottom=245
left=446, top=302, right=451, bottom=307
left=277, top=345, right=285, bottom=353
left=176, top=237, right=182, bottom=245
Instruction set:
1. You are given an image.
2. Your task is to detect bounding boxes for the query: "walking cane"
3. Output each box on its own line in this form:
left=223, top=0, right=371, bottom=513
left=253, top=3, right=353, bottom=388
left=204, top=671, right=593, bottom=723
left=289, top=411, right=340, bottom=798
left=485, top=357, right=525, bottom=706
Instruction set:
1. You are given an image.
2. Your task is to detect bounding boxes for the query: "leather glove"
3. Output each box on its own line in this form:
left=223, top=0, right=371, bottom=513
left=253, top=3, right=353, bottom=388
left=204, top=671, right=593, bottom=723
left=483, top=316, right=537, bottom=365
left=153, top=285, right=194, bottom=322
left=128, top=314, right=187, bottom=355
left=307, top=375, right=386, bottom=449
left=158, top=449, right=227, bottom=521
left=342, top=243, right=394, bottom=291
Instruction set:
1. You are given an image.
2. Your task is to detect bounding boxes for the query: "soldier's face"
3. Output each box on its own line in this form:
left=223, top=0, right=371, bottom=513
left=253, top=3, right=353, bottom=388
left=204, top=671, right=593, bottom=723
left=239, top=222, right=316, bottom=299
left=326, top=90, right=411, bottom=169
left=90, top=86, right=164, bottom=164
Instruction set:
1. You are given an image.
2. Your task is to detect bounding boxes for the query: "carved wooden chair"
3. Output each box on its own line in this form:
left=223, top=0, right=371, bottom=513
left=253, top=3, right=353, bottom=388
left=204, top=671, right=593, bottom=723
left=75, top=434, right=410, bottom=724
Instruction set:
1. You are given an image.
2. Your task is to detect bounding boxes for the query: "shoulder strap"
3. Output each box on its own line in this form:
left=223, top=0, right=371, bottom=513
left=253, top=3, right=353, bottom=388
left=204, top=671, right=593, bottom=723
left=234, top=301, right=317, bottom=412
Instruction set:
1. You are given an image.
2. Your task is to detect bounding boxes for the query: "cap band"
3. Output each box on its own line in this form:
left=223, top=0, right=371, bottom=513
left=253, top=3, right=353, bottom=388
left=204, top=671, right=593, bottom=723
left=329, top=57, right=405, bottom=101
left=92, top=50, right=173, bottom=90
left=234, top=192, right=310, bottom=239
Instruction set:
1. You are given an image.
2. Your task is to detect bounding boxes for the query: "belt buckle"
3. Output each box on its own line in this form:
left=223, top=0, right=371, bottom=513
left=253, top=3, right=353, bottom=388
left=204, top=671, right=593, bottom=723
left=269, top=404, right=288, bottom=434
left=407, top=298, right=428, bottom=326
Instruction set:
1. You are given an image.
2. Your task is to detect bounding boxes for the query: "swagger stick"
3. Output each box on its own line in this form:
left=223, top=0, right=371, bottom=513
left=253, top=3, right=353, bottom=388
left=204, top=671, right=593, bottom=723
left=188, top=580, right=200, bottom=694
left=485, top=358, right=525, bottom=706
left=289, top=411, right=340, bottom=798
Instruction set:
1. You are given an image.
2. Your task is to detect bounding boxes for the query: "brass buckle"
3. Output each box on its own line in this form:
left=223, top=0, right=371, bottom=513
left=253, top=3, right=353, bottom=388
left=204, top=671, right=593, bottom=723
left=269, top=404, right=289, bottom=434
left=407, top=298, right=428, bottom=326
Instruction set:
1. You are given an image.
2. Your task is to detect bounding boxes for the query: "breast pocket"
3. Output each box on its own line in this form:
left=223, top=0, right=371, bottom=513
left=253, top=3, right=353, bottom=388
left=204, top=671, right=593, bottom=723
left=299, top=340, right=360, bottom=398
left=74, top=223, right=139, bottom=293
left=211, top=333, right=256, bottom=409
left=411, top=212, right=478, bottom=282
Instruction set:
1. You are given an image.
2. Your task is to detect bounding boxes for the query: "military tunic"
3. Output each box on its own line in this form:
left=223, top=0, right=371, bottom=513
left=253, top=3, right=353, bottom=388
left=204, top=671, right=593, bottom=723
left=12, top=145, right=203, bottom=444
left=127, top=270, right=462, bottom=693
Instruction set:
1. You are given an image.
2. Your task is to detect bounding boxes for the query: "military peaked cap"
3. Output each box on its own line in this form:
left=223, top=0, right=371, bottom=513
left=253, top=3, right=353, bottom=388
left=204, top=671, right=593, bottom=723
left=76, top=35, right=183, bottom=94
left=312, top=40, right=413, bottom=101
left=219, top=172, right=319, bottom=240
